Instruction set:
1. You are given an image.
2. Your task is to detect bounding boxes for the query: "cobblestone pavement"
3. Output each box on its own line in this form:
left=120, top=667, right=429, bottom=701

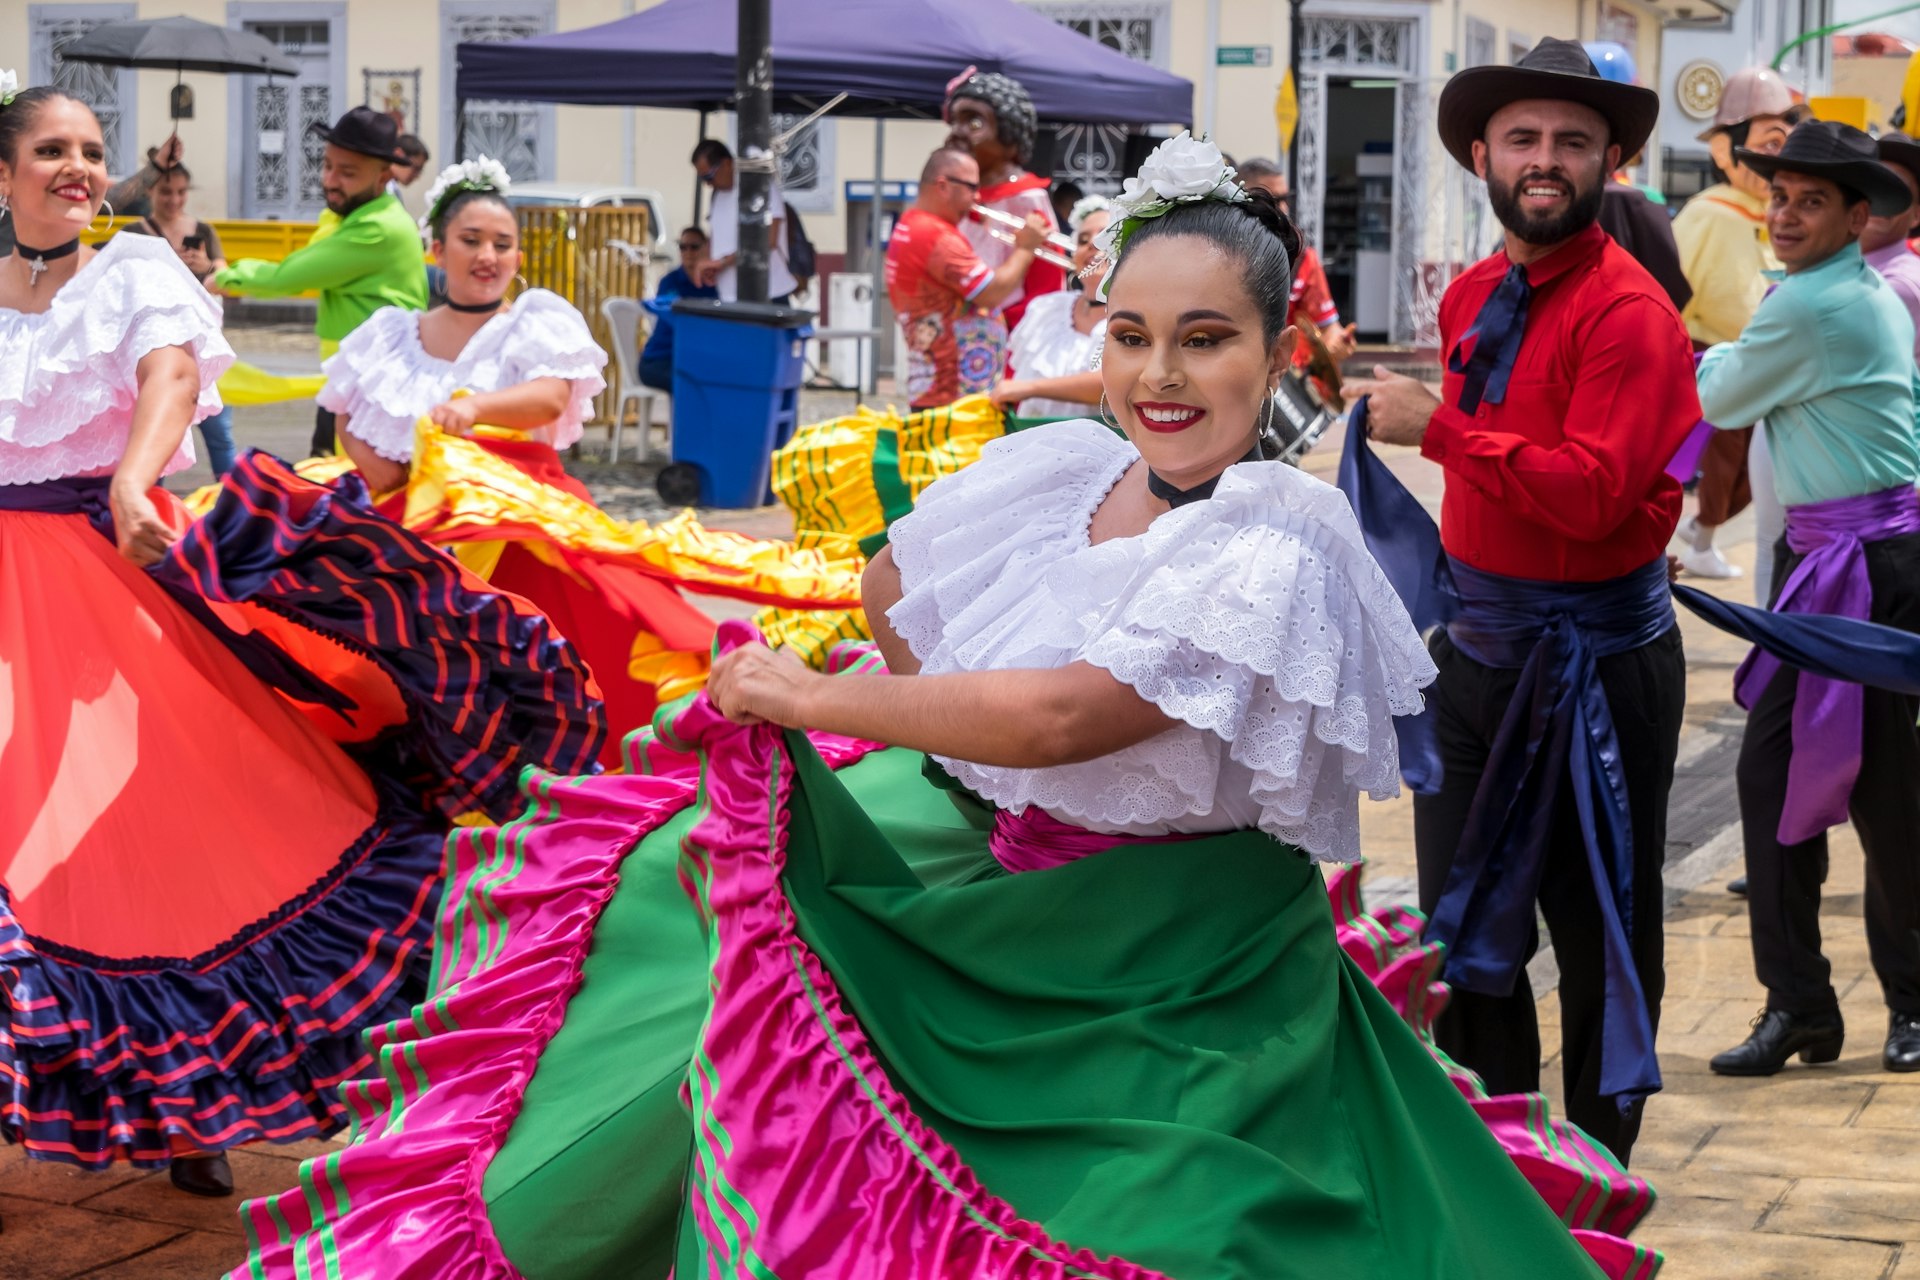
left=4, top=332, right=1912, bottom=1278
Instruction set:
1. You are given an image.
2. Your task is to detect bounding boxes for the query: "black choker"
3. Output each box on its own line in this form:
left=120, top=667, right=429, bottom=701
left=445, top=296, right=504, bottom=314
left=14, top=237, right=81, bottom=288
left=1146, top=443, right=1262, bottom=508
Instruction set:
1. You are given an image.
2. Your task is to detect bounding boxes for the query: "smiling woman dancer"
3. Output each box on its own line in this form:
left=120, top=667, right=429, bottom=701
left=313, top=159, right=862, bottom=761
left=243, top=137, right=1659, bottom=1280
left=0, top=81, right=602, bottom=1198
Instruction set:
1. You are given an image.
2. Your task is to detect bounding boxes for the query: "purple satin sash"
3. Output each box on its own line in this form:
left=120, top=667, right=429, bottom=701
left=0, top=476, right=114, bottom=530
left=1737, top=485, right=1920, bottom=844
left=989, top=805, right=1196, bottom=873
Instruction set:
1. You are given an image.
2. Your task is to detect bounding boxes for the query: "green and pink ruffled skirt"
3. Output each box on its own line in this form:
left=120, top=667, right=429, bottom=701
left=237, top=629, right=1661, bottom=1279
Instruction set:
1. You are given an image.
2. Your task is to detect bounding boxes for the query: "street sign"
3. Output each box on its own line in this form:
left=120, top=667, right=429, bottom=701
left=1218, top=45, right=1273, bottom=67
left=1275, top=70, right=1300, bottom=149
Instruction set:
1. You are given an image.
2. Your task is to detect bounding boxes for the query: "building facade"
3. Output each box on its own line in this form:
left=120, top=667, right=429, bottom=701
left=6, top=0, right=1706, bottom=346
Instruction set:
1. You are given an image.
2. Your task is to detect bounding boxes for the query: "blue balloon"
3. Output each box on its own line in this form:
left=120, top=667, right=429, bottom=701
left=1583, top=41, right=1637, bottom=85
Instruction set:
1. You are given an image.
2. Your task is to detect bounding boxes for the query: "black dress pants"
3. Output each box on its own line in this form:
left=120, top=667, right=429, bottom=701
left=1739, top=531, right=1920, bottom=1022
left=1414, top=624, right=1685, bottom=1164
left=312, top=406, right=337, bottom=458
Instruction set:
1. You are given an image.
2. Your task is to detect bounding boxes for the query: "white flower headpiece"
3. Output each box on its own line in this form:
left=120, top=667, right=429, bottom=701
left=1090, top=131, right=1248, bottom=297
left=0, top=70, right=21, bottom=110
left=420, top=156, right=513, bottom=234
left=1066, top=193, right=1112, bottom=234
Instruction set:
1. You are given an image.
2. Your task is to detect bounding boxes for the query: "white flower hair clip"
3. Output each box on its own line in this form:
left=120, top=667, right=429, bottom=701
left=0, top=69, right=21, bottom=110
left=420, top=155, right=514, bottom=234
left=1091, top=131, right=1248, bottom=297
left=1066, top=193, right=1112, bottom=235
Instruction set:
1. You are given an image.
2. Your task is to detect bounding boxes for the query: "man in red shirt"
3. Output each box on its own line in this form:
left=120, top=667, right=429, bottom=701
left=943, top=69, right=1065, bottom=335
left=886, top=148, right=1048, bottom=409
left=1348, top=38, right=1697, bottom=1163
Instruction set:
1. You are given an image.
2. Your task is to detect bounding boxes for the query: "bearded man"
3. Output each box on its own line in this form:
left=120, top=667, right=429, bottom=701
left=213, top=106, right=427, bottom=455
left=1348, top=37, right=1699, bottom=1164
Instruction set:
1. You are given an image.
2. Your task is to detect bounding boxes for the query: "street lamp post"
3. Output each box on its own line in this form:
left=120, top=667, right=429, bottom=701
left=736, top=0, right=773, bottom=303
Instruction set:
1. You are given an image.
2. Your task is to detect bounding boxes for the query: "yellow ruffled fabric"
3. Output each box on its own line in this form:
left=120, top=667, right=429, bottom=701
left=397, top=423, right=863, bottom=607
left=216, top=362, right=327, bottom=407
left=754, top=395, right=1007, bottom=666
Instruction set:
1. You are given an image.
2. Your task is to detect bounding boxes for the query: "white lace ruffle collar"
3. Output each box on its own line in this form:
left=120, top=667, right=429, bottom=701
left=0, top=234, right=231, bottom=485
left=885, top=419, right=1436, bottom=861
left=319, top=289, right=607, bottom=462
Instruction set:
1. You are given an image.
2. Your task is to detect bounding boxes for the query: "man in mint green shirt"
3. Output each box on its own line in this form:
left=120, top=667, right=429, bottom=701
left=214, top=106, right=427, bottom=454
left=1694, top=119, right=1920, bottom=1083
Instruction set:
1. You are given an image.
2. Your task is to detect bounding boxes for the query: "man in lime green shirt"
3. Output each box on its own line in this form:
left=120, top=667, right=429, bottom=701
left=214, top=106, right=427, bottom=454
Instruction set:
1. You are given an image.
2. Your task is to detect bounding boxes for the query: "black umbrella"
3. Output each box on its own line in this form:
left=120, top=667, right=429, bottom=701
left=59, top=15, right=298, bottom=77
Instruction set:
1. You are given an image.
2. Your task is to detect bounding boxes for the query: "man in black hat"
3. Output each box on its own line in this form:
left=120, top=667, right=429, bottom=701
left=1864, top=132, right=1920, bottom=363
left=1346, top=36, right=1699, bottom=1161
left=1689, top=119, right=1920, bottom=1079
left=213, top=106, right=428, bottom=455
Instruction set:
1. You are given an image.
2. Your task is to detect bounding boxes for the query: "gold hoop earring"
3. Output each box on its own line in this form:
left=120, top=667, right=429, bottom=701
left=1097, top=392, right=1121, bottom=430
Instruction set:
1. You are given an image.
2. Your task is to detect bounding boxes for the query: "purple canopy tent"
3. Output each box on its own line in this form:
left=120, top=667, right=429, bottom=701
left=453, top=0, right=1193, bottom=124
left=454, top=0, right=1192, bottom=392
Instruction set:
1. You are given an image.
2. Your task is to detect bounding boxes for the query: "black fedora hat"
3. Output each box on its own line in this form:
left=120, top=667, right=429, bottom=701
left=1437, top=36, right=1660, bottom=172
left=308, top=105, right=404, bottom=164
left=1877, top=131, right=1920, bottom=199
left=1736, top=119, right=1912, bottom=217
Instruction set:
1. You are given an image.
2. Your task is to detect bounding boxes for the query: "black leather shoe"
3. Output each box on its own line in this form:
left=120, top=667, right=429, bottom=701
left=169, top=1152, right=235, bottom=1197
left=1887, top=1012, right=1920, bottom=1073
left=1710, top=1008, right=1844, bottom=1076
left=1727, top=876, right=1748, bottom=895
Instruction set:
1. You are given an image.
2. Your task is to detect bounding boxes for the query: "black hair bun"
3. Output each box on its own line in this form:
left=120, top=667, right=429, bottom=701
left=1239, top=185, right=1303, bottom=270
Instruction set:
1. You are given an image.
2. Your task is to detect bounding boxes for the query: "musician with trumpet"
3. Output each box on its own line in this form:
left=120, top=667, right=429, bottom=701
left=885, top=147, right=1050, bottom=409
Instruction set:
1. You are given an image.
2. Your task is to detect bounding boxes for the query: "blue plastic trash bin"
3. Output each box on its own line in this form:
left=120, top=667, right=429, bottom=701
left=662, top=298, right=814, bottom=508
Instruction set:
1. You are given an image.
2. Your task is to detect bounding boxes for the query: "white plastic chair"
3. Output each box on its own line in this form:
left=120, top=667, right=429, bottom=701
left=600, top=296, right=663, bottom=462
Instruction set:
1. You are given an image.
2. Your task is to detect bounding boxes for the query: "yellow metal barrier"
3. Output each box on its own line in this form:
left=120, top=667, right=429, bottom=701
left=516, top=205, right=652, bottom=425
left=81, top=217, right=320, bottom=262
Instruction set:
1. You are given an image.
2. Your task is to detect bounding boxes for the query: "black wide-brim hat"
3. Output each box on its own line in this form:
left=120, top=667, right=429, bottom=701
left=1877, top=131, right=1920, bottom=196
left=1736, top=119, right=1913, bottom=217
left=1437, top=36, right=1660, bottom=171
left=308, top=104, right=405, bottom=164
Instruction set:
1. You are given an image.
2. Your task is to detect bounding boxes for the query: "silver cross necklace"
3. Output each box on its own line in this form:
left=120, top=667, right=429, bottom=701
left=15, top=237, right=81, bottom=288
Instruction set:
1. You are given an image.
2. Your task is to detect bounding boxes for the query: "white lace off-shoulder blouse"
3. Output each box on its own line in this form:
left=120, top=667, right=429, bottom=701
left=885, top=418, right=1436, bottom=862
left=0, top=234, right=231, bottom=486
left=317, top=289, right=607, bottom=462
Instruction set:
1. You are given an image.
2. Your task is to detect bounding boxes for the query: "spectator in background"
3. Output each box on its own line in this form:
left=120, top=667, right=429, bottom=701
left=640, top=226, right=721, bottom=391
left=388, top=133, right=430, bottom=207
left=1235, top=157, right=1358, bottom=364
left=1049, top=178, right=1085, bottom=235
left=690, top=138, right=799, bottom=304
left=944, top=68, right=1064, bottom=332
left=213, top=107, right=427, bottom=456
left=101, top=132, right=185, bottom=219
left=119, top=163, right=238, bottom=476
left=1599, top=168, right=1693, bottom=312
left=1671, top=65, right=1802, bottom=580
left=1865, top=133, right=1920, bottom=359
left=886, top=147, right=1046, bottom=409
left=993, top=194, right=1110, bottom=418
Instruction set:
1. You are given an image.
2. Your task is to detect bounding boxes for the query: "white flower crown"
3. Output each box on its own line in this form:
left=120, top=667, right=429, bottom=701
left=420, top=156, right=513, bottom=234
left=1090, top=131, right=1248, bottom=296
left=0, top=69, right=21, bottom=110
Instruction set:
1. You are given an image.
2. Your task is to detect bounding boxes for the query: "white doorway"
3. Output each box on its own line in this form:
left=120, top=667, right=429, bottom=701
left=230, top=5, right=344, bottom=221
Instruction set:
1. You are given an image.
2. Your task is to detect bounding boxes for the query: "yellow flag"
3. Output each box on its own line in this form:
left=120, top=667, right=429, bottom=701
left=1904, top=50, right=1920, bottom=136
left=1276, top=70, right=1300, bottom=150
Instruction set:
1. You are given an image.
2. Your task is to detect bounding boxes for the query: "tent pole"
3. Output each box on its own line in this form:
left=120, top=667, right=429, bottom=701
left=456, top=96, right=468, bottom=163
left=736, top=0, right=774, bottom=304
left=694, top=109, right=708, bottom=226
left=869, top=117, right=885, bottom=399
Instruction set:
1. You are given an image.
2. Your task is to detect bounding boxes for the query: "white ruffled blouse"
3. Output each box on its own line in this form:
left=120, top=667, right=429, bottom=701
left=318, top=290, right=608, bottom=462
left=0, top=234, right=232, bottom=486
left=887, top=419, right=1436, bottom=862
left=1004, top=290, right=1106, bottom=420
